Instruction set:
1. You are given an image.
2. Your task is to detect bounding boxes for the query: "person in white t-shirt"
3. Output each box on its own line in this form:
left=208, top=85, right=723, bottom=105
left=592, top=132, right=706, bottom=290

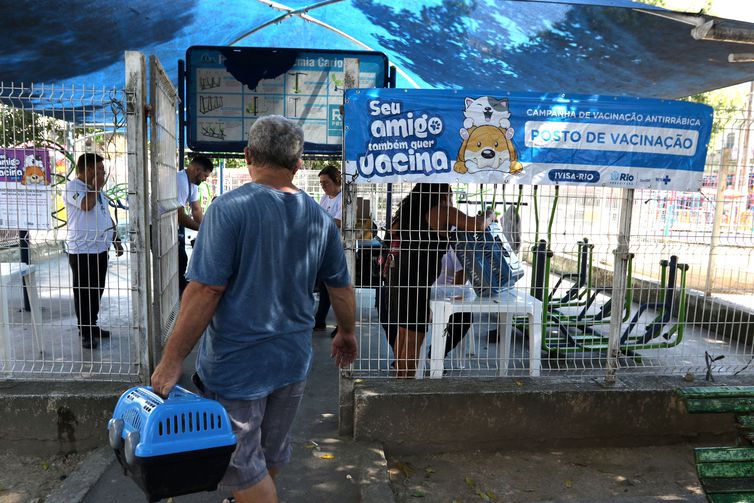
left=65, top=153, right=123, bottom=349
left=177, top=155, right=213, bottom=295
left=314, top=165, right=342, bottom=331
left=317, top=165, right=342, bottom=227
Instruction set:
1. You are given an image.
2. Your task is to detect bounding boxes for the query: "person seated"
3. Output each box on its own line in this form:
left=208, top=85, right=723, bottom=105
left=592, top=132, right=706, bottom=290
left=387, top=183, right=494, bottom=378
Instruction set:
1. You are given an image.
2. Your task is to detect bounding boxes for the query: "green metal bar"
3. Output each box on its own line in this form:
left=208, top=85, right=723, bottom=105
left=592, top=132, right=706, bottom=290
left=685, top=398, right=754, bottom=413
left=679, top=386, right=754, bottom=399
left=530, top=186, right=540, bottom=297
left=705, top=491, right=754, bottom=502
left=696, top=448, right=754, bottom=463
left=542, top=247, right=553, bottom=347
left=696, top=462, right=754, bottom=478
left=547, top=185, right=559, bottom=245
left=738, top=415, right=754, bottom=428
left=658, top=259, right=668, bottom=307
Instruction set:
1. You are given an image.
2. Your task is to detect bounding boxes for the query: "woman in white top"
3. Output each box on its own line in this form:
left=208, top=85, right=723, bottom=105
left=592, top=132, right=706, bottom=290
left=315, top=165, right=342, bottom=330
left=317, top=165, right=342, bottom=227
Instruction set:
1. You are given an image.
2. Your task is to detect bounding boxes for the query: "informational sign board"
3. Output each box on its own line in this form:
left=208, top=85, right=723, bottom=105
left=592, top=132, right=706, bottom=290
left=186, top=46, right=389, bottom=154
left=0, top=148, right=53, bottom=229
left=344, top=89, right=713, bottom=191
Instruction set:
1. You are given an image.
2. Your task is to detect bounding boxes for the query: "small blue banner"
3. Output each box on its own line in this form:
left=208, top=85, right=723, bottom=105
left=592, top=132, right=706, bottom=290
left=344, top=89, right=713, bottom=191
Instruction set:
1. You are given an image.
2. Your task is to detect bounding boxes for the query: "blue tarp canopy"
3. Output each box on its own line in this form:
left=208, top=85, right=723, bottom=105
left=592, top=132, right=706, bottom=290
left=2, top=0, right=754, bottom=99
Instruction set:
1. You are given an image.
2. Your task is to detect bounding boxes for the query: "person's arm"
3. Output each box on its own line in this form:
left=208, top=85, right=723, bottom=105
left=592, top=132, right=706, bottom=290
left=427, top=205, right=494, bottom=232
left=150, top=281, right=226, bottom=397
left=71, top=184, right=100, bottom=211
left=177, top=207, right=200, bottom=231
left=79, top=190, right=99, bottom=211
left=327, top=284, right=357, bottom=367
left=318, top=216, right=356, bottom=366
left=190, top=200, right=204, bottom=226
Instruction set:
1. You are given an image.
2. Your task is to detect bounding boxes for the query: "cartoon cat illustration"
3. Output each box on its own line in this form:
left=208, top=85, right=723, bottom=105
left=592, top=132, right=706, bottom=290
left=460, top=96, right=511, bottom=139
left=21, top=155, right=49, bottom=185
left=454, top=125, right=523, bottom=175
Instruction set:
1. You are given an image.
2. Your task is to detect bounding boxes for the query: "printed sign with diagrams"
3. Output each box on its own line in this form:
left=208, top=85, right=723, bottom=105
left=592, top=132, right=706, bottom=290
left=186, top=46, right=389, bottom=153
left=0, top=148, right=54, bottom=229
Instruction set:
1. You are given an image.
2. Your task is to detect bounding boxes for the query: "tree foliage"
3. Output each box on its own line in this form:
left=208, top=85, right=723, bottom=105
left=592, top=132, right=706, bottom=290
left=0, top=104, right=66, bottom=147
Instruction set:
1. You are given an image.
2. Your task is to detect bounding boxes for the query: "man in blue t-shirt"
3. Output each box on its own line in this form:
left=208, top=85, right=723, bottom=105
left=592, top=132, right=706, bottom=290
left=151, top=115, right=357, bottom=503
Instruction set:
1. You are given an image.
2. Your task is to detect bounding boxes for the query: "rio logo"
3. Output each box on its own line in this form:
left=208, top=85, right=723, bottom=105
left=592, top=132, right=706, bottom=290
left=610, top=172, right=635, bottom=182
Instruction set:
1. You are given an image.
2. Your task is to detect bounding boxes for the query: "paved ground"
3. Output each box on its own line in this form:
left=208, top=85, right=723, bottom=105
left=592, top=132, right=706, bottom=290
left=1, top=252, right=138, bottom=380
left=387, top=445, right=707, bottom=503
left=82, top=327, right=373, bottom=503
left=66, top=321, right=716, bottom=503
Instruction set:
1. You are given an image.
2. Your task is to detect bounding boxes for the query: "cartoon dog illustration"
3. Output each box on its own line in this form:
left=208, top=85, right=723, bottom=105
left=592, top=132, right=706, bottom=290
left=21, top=155, right=49, bottom=185
left=460, top=96, right=511, bottom=139
left=454, top=125, right=523, bottom=175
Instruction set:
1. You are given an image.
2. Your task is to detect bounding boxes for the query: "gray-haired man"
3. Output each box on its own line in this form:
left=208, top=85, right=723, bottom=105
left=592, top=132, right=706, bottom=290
left=151, top=115, right=357, bottom=503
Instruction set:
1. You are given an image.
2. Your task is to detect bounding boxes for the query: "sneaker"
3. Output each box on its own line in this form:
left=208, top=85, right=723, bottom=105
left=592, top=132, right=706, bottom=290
left=99, top=329, right=111, bottom=339
left=313, top=323, right=327, bottom=331
left=82, top=336, right=99, bottom=349
left=330, top=326, right=339, bottom=339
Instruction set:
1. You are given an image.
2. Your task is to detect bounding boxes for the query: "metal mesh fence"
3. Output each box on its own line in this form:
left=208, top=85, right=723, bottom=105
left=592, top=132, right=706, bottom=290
left=345, top=109, right=754, bottom=381
left=0, top=82, right=142, bottom=381
left=200, top=163, right=330, bottom=201
left=149, top=57, right=180, bottom=347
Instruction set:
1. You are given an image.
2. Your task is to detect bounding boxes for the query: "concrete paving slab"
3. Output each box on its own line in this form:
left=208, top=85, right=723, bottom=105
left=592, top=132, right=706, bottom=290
left=79, top=325, right=392, bottom=503
left=387, top=445, right=708, bottom=503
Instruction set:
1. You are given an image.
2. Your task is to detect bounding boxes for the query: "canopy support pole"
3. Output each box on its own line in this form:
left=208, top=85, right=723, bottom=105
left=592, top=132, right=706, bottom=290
left=605, top=188, right=634, bottom=385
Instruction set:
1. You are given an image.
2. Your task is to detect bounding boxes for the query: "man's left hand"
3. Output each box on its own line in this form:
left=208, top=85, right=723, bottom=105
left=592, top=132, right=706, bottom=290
left=331, top=330, right=357, bottom=368
left=151, top=357, right=183, bottom=398
left=114, top=240, right=125, bottom=257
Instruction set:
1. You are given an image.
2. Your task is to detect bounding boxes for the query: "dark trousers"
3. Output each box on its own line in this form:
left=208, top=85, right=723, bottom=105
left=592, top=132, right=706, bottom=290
left=444, top=312, right=472, bottom=356
left=178, top=232, right=188, bottom=295
left=68, top=252, right=108, bottom=338
left=315, top=281, right=331, bottom=325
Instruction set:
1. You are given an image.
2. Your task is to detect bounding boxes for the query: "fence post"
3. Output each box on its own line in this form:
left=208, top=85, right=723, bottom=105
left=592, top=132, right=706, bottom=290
left=125, top=51, right=152, bottom=383
left=339, top=57, right=360, bottom=437
left=605, top=188, right=634, bottom=384
left=342, top=57, right=359, bottom=286
left=705, top=161, right=728, bottom=296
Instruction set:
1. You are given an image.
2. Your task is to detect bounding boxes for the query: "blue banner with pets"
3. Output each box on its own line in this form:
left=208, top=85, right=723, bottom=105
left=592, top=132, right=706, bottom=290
left=343, top=89, right=713, bottom=192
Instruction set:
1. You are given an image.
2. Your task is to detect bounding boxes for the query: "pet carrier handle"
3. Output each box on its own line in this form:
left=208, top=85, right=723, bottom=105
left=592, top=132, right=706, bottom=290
left=166, top=385, right=194, bottom=400
left=145, top=385, right=194, bottom=402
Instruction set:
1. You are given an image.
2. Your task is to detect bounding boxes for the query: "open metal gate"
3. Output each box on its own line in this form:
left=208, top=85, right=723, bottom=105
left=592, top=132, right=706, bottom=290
left=149, top=56, right=180, bottom=370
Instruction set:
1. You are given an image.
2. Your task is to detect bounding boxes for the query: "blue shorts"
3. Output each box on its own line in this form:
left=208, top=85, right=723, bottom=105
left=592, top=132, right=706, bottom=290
left=200, top=380, right=306, bottom=492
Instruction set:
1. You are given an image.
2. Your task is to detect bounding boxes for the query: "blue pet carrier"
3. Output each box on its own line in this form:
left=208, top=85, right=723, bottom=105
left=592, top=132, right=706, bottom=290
left=108, top=386, right=236, bottom=502
left=454, top=223, right=524, bottom=297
